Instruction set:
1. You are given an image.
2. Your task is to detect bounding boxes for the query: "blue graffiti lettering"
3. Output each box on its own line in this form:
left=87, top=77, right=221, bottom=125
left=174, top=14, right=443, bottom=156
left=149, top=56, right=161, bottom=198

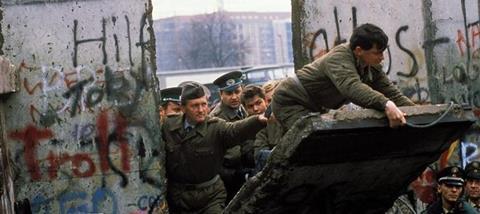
left=92, top=187, right=118, bottom=213
left=33, top=187, right=118, bottom=214
left=462, top=141, right=479, bottom=167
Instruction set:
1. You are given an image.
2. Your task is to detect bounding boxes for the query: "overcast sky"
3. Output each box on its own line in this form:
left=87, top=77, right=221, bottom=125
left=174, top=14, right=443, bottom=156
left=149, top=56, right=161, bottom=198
left=152, top=0, right=291, bottom=19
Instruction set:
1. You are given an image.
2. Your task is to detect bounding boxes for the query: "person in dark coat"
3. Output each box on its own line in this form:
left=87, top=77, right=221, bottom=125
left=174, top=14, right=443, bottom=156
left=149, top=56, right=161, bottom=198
left=163, top=82, right=267, bottom=213
left=464, top=161, right=480, bottom=211
left=423, top=166, right=477, bottom=214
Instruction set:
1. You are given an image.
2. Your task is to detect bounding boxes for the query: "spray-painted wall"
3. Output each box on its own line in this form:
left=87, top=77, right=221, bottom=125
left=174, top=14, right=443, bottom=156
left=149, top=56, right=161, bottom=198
left=294, top=0, right=480, bottom=204
left=295, top=0, right=480, bottom=161
left=1, top=0, right=166, bottom=213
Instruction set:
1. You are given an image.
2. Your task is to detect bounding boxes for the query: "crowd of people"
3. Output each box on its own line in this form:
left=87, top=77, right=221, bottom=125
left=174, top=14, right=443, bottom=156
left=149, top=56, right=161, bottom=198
left=157, top=23, right=476, bottom=214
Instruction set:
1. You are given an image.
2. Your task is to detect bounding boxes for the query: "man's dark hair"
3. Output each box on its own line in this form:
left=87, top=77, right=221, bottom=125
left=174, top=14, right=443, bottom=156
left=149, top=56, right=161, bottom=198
left=349, top=23, right=388, bottom=51
left=241, top=85, right=265, bottom=106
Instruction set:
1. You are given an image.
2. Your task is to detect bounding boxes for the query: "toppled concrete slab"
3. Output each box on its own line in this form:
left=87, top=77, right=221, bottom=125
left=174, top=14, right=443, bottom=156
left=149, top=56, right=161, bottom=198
left=225, top=104, right=475, bottom=214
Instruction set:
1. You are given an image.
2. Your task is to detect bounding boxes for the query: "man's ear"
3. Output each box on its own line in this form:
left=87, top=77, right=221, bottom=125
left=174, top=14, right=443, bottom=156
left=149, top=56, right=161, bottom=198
left=353, top=46, right=363, bottom=57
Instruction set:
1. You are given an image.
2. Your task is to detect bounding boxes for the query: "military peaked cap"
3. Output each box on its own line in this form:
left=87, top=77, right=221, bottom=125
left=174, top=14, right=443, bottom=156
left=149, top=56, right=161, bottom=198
left=465, top=161, right=480, bottom=180
left=437, top=166, right=465, bottom=186
left=160, top=87, right=182, bottom=105
left=213, top=71, right=243, bottom=91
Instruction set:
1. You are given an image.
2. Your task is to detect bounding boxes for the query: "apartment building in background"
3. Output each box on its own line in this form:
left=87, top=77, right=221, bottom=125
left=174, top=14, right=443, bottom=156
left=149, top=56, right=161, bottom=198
left=154, top=11, right=292, bottom=71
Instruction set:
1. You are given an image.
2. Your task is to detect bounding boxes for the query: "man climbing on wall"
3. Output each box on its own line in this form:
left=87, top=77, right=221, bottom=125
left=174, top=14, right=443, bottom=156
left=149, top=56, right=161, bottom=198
left=162, top=82, right=267, bottom=213
left=271, top=23, right=415, bottom=132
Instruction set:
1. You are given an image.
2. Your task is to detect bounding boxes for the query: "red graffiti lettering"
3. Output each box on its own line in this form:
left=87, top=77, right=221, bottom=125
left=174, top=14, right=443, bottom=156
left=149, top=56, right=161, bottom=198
left=457, top=30, right=467, bottom=57
left=473, top=108, right=480, bottom=118
left=46, top=152, right=70, bottom=179
left=12, top=111, right=131, bottom=181
left=72, top=153, right=96, bottom=178
left=96, top=111, right=131, bottom=174
left=471, top=25, right=480, bottom=49
left=64, top=71, right=78, bottom=89
left=8, top=125, right=53, bottom=181
left=23, top=78, right=43, bottom=95
left=410, top=168, right=436, bottom=204
left=97, top=111, right=110, bottom=173
left=47, top=152, right=96, bottom=179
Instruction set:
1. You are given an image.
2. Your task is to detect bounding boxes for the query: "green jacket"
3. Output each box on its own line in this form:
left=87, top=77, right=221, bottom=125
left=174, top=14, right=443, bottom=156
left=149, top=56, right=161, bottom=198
left=162, top=114, right=264, bottom=184
left=253, top=120, right=283, bottom=160
left=297, top=43, right=415, bottom=111
left=209, top=102, right=248, bottom=167
left=210, top=102, right=247, bottom=121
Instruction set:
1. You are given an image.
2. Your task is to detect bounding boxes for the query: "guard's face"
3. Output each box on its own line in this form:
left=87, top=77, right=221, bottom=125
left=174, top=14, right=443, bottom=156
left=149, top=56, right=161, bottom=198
left=244, top=95, right=267, bottom=116
left=466, top=179, right=480, bottom=199
left=182, top=96, right=209, bottom=124
left=164, top=102, right=182, bottom=116
left=220, top=87, right=242, bottom=109
left=438, top=183, right=463, bottom=205
left=354, top=44, right=385, bottom=66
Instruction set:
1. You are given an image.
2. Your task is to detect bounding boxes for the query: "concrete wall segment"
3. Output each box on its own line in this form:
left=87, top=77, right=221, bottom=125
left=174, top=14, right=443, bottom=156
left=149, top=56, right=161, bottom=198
left=0, top=0, right=165, bottom=213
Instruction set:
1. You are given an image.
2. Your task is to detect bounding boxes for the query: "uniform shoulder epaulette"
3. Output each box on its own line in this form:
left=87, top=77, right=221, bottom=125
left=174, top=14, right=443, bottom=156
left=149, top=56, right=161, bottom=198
left=210, top=108, right=221, bottom=116
left=166, top=113, right=181, bottom=118
left=207, top=117, right=221, bottom=123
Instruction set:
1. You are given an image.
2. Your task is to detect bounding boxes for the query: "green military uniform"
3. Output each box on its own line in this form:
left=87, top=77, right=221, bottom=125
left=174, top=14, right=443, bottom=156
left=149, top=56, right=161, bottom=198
left=253, top=120, right=283, bottom=161
left=464, top=161, right=480, bottom=212
left=423, top=166, right=478, bottom=214
left=272, top=43, right=415, bottom=130
left=423, top=199, right=477, bottom=214
left=467, top=199, right=480, bottom=212
left=163, top=114, right=264, bottom=213
left=210, top=71, right=253, bottom=202
left=210, top=102, right=248, bottom=168
left=210, top=101, right=247, bottom=120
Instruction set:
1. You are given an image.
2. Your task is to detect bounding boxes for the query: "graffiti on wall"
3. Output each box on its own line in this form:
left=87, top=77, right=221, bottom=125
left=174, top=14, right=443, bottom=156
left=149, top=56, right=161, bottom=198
left=300, top=0, right=480, bottom=208
left=303, top=1, right=480, bottom=106
left=6, top=9, right=165, bottom=213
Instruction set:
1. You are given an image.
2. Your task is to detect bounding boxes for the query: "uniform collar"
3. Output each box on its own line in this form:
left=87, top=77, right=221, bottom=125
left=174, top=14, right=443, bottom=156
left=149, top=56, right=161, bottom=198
left=184, top=119, right=195, bottom=130
left=220, top=102, right=245, bottom=120
left=168, top=114, right=209, bottom=138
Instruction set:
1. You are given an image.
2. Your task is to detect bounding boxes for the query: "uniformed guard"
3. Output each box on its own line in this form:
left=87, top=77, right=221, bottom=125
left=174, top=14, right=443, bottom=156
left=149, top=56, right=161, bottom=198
left=271, top=23, right=415, bottom=133
left=159, top=87, right=182, bottom=121
left=465, top=161, right=480, bottom=211
left=210, top=71, right=247, bottom=120
left=162, top=82, right=267, bottom=213
left=210, top=71, right=250, bottom=202
left=423, top=166, right=477, bottom=214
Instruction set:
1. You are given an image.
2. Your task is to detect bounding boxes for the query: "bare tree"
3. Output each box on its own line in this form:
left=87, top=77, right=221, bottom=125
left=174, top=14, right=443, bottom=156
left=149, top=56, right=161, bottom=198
left=177, top=12, right=249, bottom=69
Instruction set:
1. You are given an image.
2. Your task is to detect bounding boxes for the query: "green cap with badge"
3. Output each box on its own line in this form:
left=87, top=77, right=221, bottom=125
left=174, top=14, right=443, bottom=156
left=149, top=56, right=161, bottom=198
left=213, top=71, right=243, bottom=92
left=160, top=87, right=182, bottom=106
